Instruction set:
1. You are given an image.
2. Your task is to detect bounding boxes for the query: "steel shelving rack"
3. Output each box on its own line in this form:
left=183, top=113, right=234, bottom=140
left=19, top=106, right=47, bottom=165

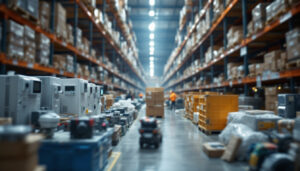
left=163, top=0, right=300, bottom=94
left=0, top=0, right=145, bottom=92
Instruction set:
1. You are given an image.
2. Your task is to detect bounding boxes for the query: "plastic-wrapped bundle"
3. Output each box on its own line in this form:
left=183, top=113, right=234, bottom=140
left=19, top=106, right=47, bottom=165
left=227, top=110, right=281, bottom=131
left=219, top=123, right=268, bottom=160
left=36, top=33, right=50, bottom=65
left=24, top=26, right=36, bottom=63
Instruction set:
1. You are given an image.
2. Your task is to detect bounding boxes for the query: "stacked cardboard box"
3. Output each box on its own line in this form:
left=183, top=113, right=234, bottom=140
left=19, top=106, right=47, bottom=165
left=0, top=134, right=43, bottom=171
left=35, top=33, right=50, bottom=66
left=24, top=26, right=36, bottom=63
left=82, top=37, right=90, bottom=55
left=252, top=3, right=269, bottom=33
left=266, top=0, right=289, bottom=23
left=39, top=1, right=50, bottom=30
left=265, top=87, right=290, bottom=114
left=112, top=125, right=121, bottom=146
left=53, top=55, right=66, bottom=70
left=105, top=94, right=114, bottom=110
left=146, top=87, right=164, bottom=118
left=54, top=3, right=67, bottom=40
left=264, top=50, right=282, bottom=72
left=285, top=28, right=300, bottom=61
left=8, top=0, right=39, bottom=20
left=65, top=55, right=74, bottom=73
left=66, top=24, right=74, bottom=45
left=227, top=26, right=243, bottom=48
left=7, top=20, right=24, bottom=60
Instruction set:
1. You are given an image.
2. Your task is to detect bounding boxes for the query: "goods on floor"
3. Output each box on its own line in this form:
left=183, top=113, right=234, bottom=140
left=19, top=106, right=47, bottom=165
left=197, top=94, right=238, bottom=132
left=145, top=87, right=164, bottom=118
left=277, top=94, right=300, bottom=118
left=112, top=125, right=121, bottom=146
left=202, top=142, right=225, bottom=158
left=221, top=136, right=242, bottom=162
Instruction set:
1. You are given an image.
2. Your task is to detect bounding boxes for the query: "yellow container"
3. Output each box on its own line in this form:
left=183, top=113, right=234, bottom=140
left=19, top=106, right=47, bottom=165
left=198, top=94, right=238, bottom=131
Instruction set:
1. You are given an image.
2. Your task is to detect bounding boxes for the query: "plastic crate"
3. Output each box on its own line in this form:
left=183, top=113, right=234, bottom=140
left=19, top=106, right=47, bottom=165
left=39, top=129, right=113, bottom=171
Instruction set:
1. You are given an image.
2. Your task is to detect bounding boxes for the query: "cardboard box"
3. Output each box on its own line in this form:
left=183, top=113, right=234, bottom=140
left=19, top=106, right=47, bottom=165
left=0, top=154, right=38, bottom=171
left=0, top=117, right=12, bottom=125
left=146, top=87, right=164, bottom=92
left=287, top=44, right=300, bottom=61
left=202, top=142, right=225, bottom=158
left=54, top=3, right=67, bottom=39
left=146, top=105, right=164, bottom=117
left=39, top=1, right=50, bottom=29
left=221, top=136, right=242, bottom=162
left=265, top=87, right=278, bottom=96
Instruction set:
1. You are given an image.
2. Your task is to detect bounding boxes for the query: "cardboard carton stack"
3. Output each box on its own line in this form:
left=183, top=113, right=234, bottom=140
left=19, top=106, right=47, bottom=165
left=24, top=26, right=36, bottom=63
left=264, top=50, right=284, bottom=72
left=105, top=94, right=114, bottom=110
left=265, top=87, right=289, bottom=114
left=7, top=20, right=24, bottom=60
left=35, top=33, right=50, bottom=66
left=285, top=28, right=300, bottom=61
left=66, top=24, right=74, bottom=45
left=54, top=3, right=67, bottom=40
left=227, top=26, right=243, bottom=48
left=252, top=3, right=269, bottom=33
left=0, top=134, right=44, bottom=171
left=146, top=87, right=164, bottom=118
left=39, top=1, right=50, bottom=30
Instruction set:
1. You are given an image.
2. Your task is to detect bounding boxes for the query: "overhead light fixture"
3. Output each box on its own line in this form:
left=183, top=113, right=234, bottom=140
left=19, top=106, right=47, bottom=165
left=148, top=22, right=155, bottom=31
left=149, top=41, right=154, bottom=47
left=149, top=10, right=155, bottom=17
left=149, top=0, right=155, bottom=6
left=150, top=56, right=154, bottom=61
left=150, top=51, right=154, bottom=55
left=149, top=33, right=154, bottom=39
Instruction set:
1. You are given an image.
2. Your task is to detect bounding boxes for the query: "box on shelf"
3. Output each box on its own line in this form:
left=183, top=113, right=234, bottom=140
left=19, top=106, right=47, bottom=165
left=265, top=87, right=290, bottom=114
left=227, top=26, right=243, bottom=48
left=38, top=1, right=50, bottom=30
left=66, top=24, right=74, bottom=45
left=53, top=55, right=66, bottom=71
left=252, top=3, right=269, bottom=32
left=24, top=26, right=36, bottom=63
left=266, top=0, right=289, bottom=23
left=54, top=3, right=67, bottom=40
left=105, top=94, right=114, bottom=109
left=264, top=50, right=282, bottom=72
left=35, top=33, right=50, bottom=66
left=6, top=20, right=24, bottom=60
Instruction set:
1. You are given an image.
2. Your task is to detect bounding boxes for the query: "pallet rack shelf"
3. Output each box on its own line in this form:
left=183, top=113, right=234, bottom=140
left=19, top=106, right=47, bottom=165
left=163, top=0, right=300, bottom=94
left=0, top=1, right=144, bottom=92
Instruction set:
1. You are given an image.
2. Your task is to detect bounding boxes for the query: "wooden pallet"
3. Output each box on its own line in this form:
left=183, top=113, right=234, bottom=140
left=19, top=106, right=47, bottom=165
left=147, top=115, right=164, bottom=118
left=10, top=5, right=38, bottom=23
left=198, top=125, right=221, bottom=135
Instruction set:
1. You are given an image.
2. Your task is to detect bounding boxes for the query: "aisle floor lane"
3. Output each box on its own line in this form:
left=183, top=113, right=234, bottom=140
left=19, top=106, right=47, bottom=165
left=110, top=105, right=247, bottom=171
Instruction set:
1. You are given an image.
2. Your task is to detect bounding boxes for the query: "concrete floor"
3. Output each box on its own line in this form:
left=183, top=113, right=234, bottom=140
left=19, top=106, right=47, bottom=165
left=111, top=105, right=247, bottom=171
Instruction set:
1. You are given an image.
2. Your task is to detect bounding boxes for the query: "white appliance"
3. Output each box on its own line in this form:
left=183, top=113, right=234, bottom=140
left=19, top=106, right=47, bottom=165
left=38, top=76, right=63, bottom=114
left=60, top=78, right=88, bottom=116
left=0, top=75, right=41, bottom=124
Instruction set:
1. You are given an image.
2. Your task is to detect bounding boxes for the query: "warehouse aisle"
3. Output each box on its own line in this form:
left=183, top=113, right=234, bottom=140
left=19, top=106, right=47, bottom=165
left=110, top=106, right=247, bottom=171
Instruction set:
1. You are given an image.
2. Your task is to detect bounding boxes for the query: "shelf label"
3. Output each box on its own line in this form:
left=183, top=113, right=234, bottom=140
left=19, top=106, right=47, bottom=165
left=251, top=34, right=257, bottom=41
left=229, top=81, right=233, bottom=87
left=256, top=76, right=262, bottom=88
left=12, top=60, right=18, bottom=65
left=60, top=70, right=64, bottom=75
left=62, top=42, right=67, bottom=47
left=280, top=12, right=292, bottom=24
left=238, top=79, right=242, bottom=84
left=240, top=46, right=247, bottom=56
left=27, top=63, right=33, bottom=68
left=262, top=71, right=280, bottom=81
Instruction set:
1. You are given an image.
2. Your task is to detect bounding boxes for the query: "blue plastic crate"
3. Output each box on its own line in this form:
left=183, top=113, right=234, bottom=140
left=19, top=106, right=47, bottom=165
left=39, top=129, right=113, bottom=171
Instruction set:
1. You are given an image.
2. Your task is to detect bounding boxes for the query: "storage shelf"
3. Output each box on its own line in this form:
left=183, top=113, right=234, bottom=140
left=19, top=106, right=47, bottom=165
left=0, top=53, right=130, bottom=92
left=164, top=2, right=300, bottom=89
left=0, top=3, right=143, bottom=91
left=176, top=68, right=300, bottom=92
left=75, top=0, right=146, bottom=85
left=164, top=0, right=213, bottom=77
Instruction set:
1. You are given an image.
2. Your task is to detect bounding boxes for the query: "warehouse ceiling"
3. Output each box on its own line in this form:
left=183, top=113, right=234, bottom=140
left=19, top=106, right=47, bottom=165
left=128, top=0, right=184, bottom=77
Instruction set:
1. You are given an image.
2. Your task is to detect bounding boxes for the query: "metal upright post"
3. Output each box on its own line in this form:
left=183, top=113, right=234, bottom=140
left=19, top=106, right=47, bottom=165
left=1, top=0, right=7, bottom=73
left=199, top=0, right=203, bottom=10
left=242, top=0, right=249, bottom=96
left=223, top=0, right=228, bottom=80
left=73, top=2, right=78, bottom=73
left=49, top=0, right=56, bottom=66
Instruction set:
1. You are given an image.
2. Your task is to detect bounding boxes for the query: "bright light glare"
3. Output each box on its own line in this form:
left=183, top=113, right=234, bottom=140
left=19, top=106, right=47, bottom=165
left=149, top=41, right=154, bottom=47
left=149, top=10, right=155, bottom=17
left=150, top=51, right=154, bottom=55
left=150, top=56, right=154, bottom=61
left=149, top=33, right=154, bottom=39
left=148, top=22, right=155, bottom=31
left=149, top=0, right=155, bottom=6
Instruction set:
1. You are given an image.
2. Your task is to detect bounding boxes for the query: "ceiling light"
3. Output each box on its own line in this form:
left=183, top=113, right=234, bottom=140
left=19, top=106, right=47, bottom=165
left=149, top=0, right=155, bottom=6
left=148, top=22, right=155, bottom=31
left=150, top=56, right=154, bottom=61
left=150, top=33, right=154, bottom=39
left=149, top=41, right=154, bottom=47
left=149, top=10, right=155, bottom=17
left=150, top=47, right=154, bottom=52
left=150, top=51, right=154, bottom=55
